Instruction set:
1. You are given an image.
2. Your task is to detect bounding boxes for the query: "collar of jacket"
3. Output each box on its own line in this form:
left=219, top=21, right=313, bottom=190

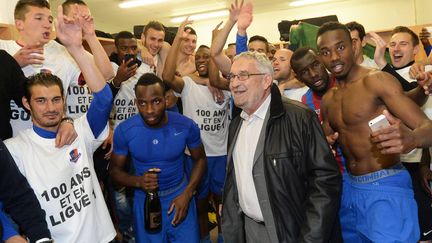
left=269, top=83, right=285, bottom=120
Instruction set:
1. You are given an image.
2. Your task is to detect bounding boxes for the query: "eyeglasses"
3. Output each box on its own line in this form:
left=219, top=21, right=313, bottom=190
left=227, top=71, right=267, bottom=82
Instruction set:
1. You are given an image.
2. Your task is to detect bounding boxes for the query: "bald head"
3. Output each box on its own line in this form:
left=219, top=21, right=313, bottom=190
left=272, top=48, right=294, bottom=82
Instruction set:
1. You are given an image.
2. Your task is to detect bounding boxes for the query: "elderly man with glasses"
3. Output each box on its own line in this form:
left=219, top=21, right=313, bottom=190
left=221, top=51, right=342, bottom=243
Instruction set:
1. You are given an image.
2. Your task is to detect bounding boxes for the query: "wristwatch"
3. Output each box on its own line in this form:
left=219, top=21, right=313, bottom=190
left=60, top=117, right=74, bottom=127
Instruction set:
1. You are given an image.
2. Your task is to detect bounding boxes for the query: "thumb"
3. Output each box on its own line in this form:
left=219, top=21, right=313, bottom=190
left=382, top=110, right=397, bottom=125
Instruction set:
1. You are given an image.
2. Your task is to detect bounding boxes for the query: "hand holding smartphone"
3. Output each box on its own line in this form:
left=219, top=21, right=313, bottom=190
left=124, top=54, right=138, bottom=67
left=368, top=114, right=390, bottom=132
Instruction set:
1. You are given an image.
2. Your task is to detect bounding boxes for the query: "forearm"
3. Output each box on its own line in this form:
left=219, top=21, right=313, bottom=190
left=413, top=122, right=432, bottom=148
left=209, top=58, right=229, bottom=90
left=405, top=86, right=428, bottom=106
left=184, top=157, right=206, bottom=197
left=162, top=36, right=182, bottom=92
left=66, top=45, right=106, bottom=92
left=86, top=84, right=113, bottom=138
left=110, top=166, right=142, bottom=189
left=85, top=34, right=115, bottom=80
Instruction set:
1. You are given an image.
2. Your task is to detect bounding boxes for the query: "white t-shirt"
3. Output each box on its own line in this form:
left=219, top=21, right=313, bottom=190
left=179, top=76, right=231, bottom=156
left=282, top=86, right=309, bottom=101
left=360, top=55, right=379, bottom=69
left=110, top=62, right=153, bottom=129
left=397, top=65, right=432, bottom=163
left=0, top=40, right=81, bottom=135
left=4, top=116, right=115, bottom=243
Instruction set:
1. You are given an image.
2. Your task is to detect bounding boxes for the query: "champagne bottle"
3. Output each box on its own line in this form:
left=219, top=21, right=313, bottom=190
left=144, top=174, right=161, bottom=232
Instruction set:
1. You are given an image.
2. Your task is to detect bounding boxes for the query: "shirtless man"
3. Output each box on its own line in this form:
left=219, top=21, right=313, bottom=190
left=316, top=21, right=432, bottom=242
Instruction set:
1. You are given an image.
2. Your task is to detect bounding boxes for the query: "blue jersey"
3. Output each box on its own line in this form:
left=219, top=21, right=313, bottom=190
left=114, top=111, right=202, bottom=195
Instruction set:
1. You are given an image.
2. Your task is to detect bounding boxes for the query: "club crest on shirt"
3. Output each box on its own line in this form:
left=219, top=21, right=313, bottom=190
left=69, top=148, right=82, bottom=163
left=78, top=73, right=86, bottom=86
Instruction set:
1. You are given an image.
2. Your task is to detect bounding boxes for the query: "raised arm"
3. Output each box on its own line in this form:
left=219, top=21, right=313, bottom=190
left=236, top=1, right=253, bottom=54
left=210, top=0, right=245, bottom=75
left=56, top=6, right=112, bottom=137
left=79, top=6, right=114, bottom=81
left=369, top=72, right=432, bottom=153
left=161, top=18, right=192, bottom=93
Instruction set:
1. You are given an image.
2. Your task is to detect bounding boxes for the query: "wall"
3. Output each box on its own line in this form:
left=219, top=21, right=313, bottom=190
left=192, top=0, right=429, bottom=47
left=0, top=0, right=18, bottom=24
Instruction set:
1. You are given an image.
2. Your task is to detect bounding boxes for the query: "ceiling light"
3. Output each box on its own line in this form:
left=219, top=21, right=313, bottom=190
left=119, top=0, right=167, bottom=9
left=289, top=0, right=330, bottom=7
left=170, top=10, right=229, bottom=23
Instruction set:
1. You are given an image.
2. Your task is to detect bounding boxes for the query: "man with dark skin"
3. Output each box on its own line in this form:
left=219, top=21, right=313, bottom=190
left=316, top=22, right=432, bottom=242
left=110, top=73, right=206, bottom=243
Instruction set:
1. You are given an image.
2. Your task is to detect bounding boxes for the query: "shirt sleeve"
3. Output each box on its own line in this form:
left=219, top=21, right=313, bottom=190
left=113, top=125, right=129, bottom=156
left=186, top=120, right=202, bottom=150
left=236, top=33, right=248, bottom=55
left=86, top=84, right=113, bottom=138
left=2, top=50, right=26, bottom=108
left=0, top=203, right=18, bottom=241
left=381, top=64, right=418, bottom=91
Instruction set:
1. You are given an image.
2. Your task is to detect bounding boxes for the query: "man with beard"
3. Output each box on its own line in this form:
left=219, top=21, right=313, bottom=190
left=163, top=19, right=231, bottom=243
left=272, top=48, right=308, bottom=101
left=110, top=73, right=206, bottom=243
left=4, top=7, right=116, bottom=242
left=316, top=21, right=432, bottom=242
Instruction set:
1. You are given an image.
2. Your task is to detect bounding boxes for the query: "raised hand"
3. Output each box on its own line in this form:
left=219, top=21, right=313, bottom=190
left=368, top=32, right=387, bottom=69
left=212, top=21, right=224, bottom=41
left=176, top=17, right=193, bottom=41
left=55, top=5, right=83, bottom=48
left=237, top=1, right=253, bottom=34
left=229, top=0, right=244, bottom=22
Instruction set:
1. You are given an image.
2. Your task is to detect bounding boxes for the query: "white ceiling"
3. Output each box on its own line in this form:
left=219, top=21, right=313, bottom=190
left=50, top=0, right=323, bottom=34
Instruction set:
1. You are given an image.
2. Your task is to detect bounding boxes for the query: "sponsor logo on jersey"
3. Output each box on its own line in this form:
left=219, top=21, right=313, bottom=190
left=69, top=148, right=81, bottom=163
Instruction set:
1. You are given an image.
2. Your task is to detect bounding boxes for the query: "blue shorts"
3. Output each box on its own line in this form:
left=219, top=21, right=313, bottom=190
left=340, top=165, right=419, bottom=243
left=133, top=178, right=199, bottom=243
left=185, top=155, right=227, bottom=199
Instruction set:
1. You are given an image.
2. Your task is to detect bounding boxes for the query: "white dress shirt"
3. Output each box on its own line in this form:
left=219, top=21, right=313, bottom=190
left=233, top=95, right=271, bottom=222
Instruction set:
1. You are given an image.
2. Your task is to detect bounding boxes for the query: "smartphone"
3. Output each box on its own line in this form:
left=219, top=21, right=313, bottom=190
left=124, top=54, right=138, bottom=67
left=368, top=114, right=390, bottom=132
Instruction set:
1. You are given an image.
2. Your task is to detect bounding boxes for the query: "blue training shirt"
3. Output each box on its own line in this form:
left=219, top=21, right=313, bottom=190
left=113, top=111, right=202, bottom=195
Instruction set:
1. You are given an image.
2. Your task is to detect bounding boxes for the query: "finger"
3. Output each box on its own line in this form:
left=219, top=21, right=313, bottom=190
left=168, top=202, right=175, bottom=215
left=55, top=132, right=62, bottom=148
left=214, top=21, right=223, bottom=30
left=172, top=206, right=180, bottom=225
left=382, top=110, right=398, bottom=125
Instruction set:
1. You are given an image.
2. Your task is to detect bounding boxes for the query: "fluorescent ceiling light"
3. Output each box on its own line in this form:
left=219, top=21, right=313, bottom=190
left=289, top=0, right=330, bottom=7
left=171, top=10, right=229, bottom=23
left=119, top=0, right=167, bottom=9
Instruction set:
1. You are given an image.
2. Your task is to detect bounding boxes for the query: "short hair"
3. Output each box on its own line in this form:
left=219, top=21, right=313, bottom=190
left=317, top=21, right=351, bottom=42
left=345, top=21, right=366, bottom=41
left=290, top=47, right=317, bottom=71
left=143, top=21, right=165, bottom=36
left=198, top=45, right=209, bottom=50
left=62, top=0, right=87, bottom=15
left=14, top=0, right=50, bottom=20
left=184, top=26, right=197, bottom=36
left=135, top=73, right=166, bottom=95
left=391, top=26, right=420, bottom=46
left=227, top=43, right=236, bottom=47
left=249, top=35, right=269, bottom=53
left=25, top=73, right=64, bottom=101
left=114, top=31, right=135, bottom=46
left=234, top=51, right=274, bottom=76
